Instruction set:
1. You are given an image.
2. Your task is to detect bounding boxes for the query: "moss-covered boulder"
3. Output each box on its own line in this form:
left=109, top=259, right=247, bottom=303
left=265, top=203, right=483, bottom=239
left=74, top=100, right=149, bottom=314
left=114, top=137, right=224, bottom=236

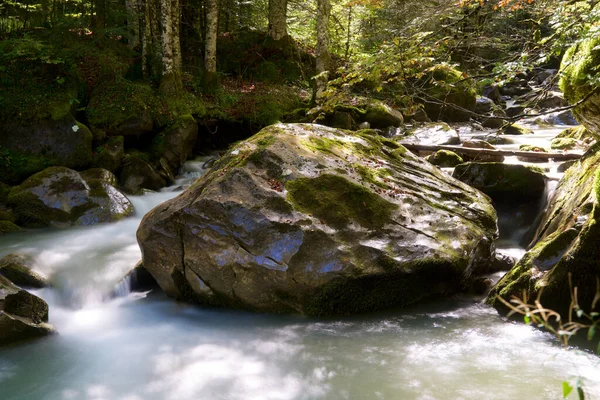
left=519, top=144, right=547, bottom=153
left=0, top=221, right=22, bottom=235
left=452, top=163, right=546, bottom=202
left=0, top=275, right=54, bottom=346
left=487, top=147, right=600, bottom=319
left=550, top=137, right=579, bottom=150
left=119, top=155, right=166, bottom=194
left=93, top=136, right=125, bottom=173
left=7, top=166, right=133, bottom=228
left=362, top=101, right=404, bottom=129
left=556, top=125, right=591, bottom=141
left=559, top=37, right=600, bottom=137
left=0, top=254, right=48, bottom=288
left=86, top=80, right=156, bottom=136
left=0, top=117, right=93, bottom=185
left=137, top=123, right=498, bottom=316
left=419, top=65, right=477, bottom=122
left=425, top=150, right=463, bottom=167
left=500, top=123, right=533, bottom=135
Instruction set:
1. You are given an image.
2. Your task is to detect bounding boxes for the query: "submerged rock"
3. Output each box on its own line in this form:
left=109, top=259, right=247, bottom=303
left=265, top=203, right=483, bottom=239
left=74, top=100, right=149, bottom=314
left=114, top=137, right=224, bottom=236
left=7, top=166, right=133, bottom=228
left=0, top=275, right=55, bottom=345
left=138, top=123, right=498, bottom=316
left=487, top=146, right=600, bottom=318
left=0, top=254, right=48, bottom=288
left=452, top=163, right=546, bottom=202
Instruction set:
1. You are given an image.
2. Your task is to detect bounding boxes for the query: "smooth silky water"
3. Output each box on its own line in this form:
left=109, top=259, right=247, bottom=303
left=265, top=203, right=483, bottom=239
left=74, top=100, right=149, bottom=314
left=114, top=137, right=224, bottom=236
left=1, top=131, right=599, bottom=400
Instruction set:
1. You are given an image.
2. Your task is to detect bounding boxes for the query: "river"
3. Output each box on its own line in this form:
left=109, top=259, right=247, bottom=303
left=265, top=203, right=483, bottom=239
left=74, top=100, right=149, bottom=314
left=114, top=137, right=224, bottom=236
left=1, top=126, right=599, bottom=400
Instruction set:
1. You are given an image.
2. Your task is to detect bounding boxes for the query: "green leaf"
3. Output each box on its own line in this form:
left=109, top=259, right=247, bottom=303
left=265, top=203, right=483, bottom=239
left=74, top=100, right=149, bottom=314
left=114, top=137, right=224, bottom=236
left=524, top=315, right=531, bottom=324
left=588, top=325, right=596, bottom=341
left=563, top=381, right=573, bottom=398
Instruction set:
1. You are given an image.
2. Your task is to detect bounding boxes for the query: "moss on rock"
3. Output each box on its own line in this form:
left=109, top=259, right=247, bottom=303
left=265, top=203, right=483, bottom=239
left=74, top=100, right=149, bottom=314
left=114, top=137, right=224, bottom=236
left=550, top=137, right=579, bottom=150
left=286, top=174, right=397, bottom=230
left=425, top=150, right=464, bottom=167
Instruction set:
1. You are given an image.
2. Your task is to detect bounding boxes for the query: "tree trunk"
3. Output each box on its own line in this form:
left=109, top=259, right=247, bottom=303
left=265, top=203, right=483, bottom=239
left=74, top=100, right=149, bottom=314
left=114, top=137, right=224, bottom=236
left=268, top=0, right=287, bottom=42
left=126, top=0, right=141, bottom=49
left=204, top=0, right=218, bottom=91
left=314, top=0, right=331, bottom=102
left=159, top=0, right=182, bottom=93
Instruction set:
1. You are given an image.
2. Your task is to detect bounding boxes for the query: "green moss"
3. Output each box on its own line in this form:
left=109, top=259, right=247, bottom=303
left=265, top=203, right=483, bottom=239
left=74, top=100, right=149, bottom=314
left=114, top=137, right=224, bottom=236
left=425, top=150, right=463, bottom=167
left=86, top=80, right=158, bottom=130
left=285, top=174, right=397, bottom=230
left=501, top=124, right=533, bottom=135
left=556, top=126, right=588, bottom=140
left=0, top=146, right=51, bottom=185
left=550, top=137, right=578, bottom=150
left=0, top=221, right=22, bottom=235
left=519, top=144, right=547, bottom=152
left=560, top=36, right=600, bottom=105
left=353, top=164, right=391, bottom=188
left=263, top=196, right=294, bottom=214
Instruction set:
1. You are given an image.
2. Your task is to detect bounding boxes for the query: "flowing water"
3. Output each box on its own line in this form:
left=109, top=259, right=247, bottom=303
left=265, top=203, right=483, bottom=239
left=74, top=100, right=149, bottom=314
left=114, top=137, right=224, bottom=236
left=1, top=128, right=599, bottom=400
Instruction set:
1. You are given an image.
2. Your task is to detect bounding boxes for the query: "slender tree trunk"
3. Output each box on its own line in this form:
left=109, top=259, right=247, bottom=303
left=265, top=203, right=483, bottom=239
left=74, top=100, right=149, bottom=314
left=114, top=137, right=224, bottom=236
left=267, top=0, right=287, bottom=42
left=172, top=0, right=181, bottom=71
left=314, top=0, right=331, bottom=102
left=344, top=5, right=352, bottom=62
left=158, top=0, right=181, bottom=92
left=204, top=0, right=218, bottom=91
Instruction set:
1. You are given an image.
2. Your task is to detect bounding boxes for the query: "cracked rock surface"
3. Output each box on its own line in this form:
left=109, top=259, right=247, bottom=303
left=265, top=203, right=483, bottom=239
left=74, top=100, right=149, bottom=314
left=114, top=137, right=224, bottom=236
left=137, top=123, right=498, bottom=315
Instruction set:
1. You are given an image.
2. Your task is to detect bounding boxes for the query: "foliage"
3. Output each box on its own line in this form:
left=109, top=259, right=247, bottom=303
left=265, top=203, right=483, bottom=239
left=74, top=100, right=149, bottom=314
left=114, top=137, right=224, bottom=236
left=498, top=275, right=600, bottom=400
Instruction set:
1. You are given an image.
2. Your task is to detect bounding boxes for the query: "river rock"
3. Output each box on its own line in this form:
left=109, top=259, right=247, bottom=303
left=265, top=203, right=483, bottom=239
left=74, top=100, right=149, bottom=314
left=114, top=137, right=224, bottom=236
left=474, top=97, right=495, bottom=115
left=487, top=146, right=600, bottom=318
left=401, top=123, right=460, bottom=146
left=7, top=166, right=133, bottom=228
left=0, top=117, right=93, bottom=185
left=452, top=163, right=546, bottom=201
left=0, top=275, right=54, bottom=345
left=80, top=168, right=118, bottom=186
left=119, top=155, right=166, bottom=194
left=137, top=123, right=498, bottom=316
left=420, top=66, right=477, bottom=122
left=0, top=254, right=48, bottom=288
left=425, top=150, right=463, bottom=167
left=362, top=101, right=404, bottom=129
left=159, top=114, right=199, bottom=174
left=0, top=221, right=22, bottom=235
left=501, top=123, right=533, bottom=135
left=93, top=136, right=125, bottom=173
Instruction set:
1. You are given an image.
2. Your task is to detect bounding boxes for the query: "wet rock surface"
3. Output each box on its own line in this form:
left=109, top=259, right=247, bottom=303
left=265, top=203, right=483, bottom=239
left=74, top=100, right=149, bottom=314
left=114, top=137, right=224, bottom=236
left=7, top=166, right=133, bottom=228
left=0, top=275, right=55, bottom=346
left=138, top=123, right=498, bottom=316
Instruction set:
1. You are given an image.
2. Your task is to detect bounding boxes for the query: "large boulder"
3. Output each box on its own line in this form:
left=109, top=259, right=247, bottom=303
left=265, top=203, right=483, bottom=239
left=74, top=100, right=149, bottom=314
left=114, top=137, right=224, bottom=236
left=0, top=275, right=54, bottom=345
left=419, top=66, right=477, bottom=122
left=487, top=146, right=600, bottom=318
left=0, top=254, right=48, bottom=288
left=452, top=163, right=546, bottom=202
left=137, top=123, right=498, bottom=316
left=0, top=117, right=93, bottom=185
left=559, top=37, right=600, bottom=138
left=7, top=166, right=133, bottom=228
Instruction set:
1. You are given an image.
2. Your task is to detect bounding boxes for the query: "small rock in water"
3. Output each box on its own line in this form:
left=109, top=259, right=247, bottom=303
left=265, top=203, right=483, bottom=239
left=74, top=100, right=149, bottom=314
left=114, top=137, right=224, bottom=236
left=0, top=253, right=48, bottom=288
